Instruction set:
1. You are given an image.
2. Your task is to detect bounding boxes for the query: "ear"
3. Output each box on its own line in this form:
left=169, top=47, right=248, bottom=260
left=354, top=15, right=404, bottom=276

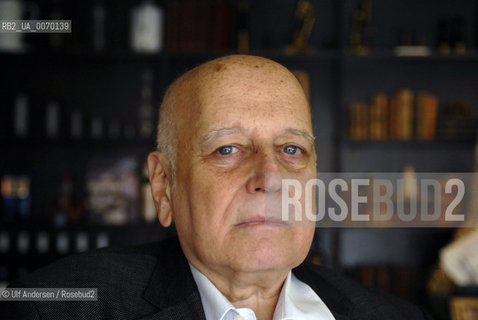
left=147, top=151, right=173, bottom=227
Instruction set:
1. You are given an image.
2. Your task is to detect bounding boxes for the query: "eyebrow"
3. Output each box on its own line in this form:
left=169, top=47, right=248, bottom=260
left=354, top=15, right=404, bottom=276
left=200, top=126, right=315, bottom=146
left=281, top=128, right=316, bottom=143
left=200, top=127, right=243, bottom=146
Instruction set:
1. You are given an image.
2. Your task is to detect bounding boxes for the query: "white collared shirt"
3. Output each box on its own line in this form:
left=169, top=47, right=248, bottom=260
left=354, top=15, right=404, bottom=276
left=189, top=263, right=335, bottom=320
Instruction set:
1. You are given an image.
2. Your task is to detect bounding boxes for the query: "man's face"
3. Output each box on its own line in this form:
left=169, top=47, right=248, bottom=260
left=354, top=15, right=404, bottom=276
left=171, top=59, right=316, bottom=275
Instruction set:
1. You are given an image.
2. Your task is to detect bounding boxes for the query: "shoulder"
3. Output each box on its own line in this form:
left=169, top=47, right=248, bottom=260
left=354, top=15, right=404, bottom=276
left=3, top=240, right=168, bottom=320
left=294, top=263, right=433, bottom=320
left=9, top=241, right=161, bottom=289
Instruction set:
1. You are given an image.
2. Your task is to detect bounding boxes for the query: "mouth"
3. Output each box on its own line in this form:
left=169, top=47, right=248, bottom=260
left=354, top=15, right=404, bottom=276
left=234, top=216, right=289, bottom=228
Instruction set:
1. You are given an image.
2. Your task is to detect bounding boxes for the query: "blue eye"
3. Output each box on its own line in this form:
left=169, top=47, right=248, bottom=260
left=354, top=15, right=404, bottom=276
left=283, top=145, right=300, bottom=155
left=217, top=146, right=238, bottom=155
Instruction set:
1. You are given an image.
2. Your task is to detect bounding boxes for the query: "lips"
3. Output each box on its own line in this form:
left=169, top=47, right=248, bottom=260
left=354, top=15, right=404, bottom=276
left=234, top=216, right=289, bottom=228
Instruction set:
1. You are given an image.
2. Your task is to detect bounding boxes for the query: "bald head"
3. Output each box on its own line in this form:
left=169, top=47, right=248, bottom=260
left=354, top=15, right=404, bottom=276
left=156, top=55, right=312, bottom=172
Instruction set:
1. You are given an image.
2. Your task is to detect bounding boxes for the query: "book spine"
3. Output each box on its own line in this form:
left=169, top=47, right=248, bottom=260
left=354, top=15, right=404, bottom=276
left=369, top=93, right=388, bottom=139
left=425, top=93, right=438, bottom=139
left=349, top=102, right=368, bottom=139
left=395, top=89, right=414, bottom=139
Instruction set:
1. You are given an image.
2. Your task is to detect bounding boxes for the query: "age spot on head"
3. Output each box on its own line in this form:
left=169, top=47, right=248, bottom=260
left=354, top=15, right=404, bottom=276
left=214, top=63, right=224, bottom=72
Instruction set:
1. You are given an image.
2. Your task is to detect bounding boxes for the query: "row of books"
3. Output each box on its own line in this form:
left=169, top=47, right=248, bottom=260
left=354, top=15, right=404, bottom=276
left=348, top=90, right=477, bottom=140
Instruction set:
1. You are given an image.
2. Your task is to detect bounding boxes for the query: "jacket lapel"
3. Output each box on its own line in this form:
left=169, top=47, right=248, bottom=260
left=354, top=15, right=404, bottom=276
left=137, top=237, right=351, bottom=320
left=139, top=237, right=207, bottom=320
left=293, top=264, right=353, bottom=320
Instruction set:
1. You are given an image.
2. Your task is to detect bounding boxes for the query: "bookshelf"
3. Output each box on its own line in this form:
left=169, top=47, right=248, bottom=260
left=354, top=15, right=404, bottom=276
left=1, top=0, right=477, bottom=317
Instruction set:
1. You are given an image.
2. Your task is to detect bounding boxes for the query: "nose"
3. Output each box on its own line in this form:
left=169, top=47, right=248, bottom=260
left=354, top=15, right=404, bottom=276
left=246, top=151, right=282, bottom=193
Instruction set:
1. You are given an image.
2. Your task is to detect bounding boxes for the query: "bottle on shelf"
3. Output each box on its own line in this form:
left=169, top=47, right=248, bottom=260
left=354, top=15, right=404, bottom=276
left=450, top=16, right=467, bottom=54
left=0, top=231, right=10, bottom=254
left=0, top=266, right=9, bottom=289
left=56, top=232, right=69, bottom=255
left=48, top=0, right=65, bottom=51
left=75, top=233, right=89, bottom=252
left=138, top=69, right=155, bottom=139
left=95, top=232, right=109, bottom=248
left=436, top=17, right=452, bottom=54
left=17, top=231, right=30, bottom=254
left=108, top=120, right=121, bottom=139
left=92, top=0, right=107, bottom=52
left=16, top=175, right=31, bottom=220
left=70, top=110, right=84, bottom=140
left=90, top=116, right=104, bottom=140
left=52, top=173, right=71, bottom=228
left=45, top=101, right=60, bottom=139
left=36, top=232, right=50, bottom=254
left=124, top=124, right=136, bottom=140
left=1, top=175, right=17, bottom=221
left=13, top=93, right=29, bottom=139
left=1, top=175, right=31, bottom=222
left=130, top=0, right=164, bottom=53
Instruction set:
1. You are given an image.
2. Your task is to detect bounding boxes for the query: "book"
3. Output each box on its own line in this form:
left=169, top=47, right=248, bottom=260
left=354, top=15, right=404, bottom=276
left=86, top=156, right=139, bottom=225
left=416, top=92, right=438, bottom=139
left=369, top=93, right=388, bottom=139
left=349, top=102, right=368, bottom=139
left=388, top=95, right=398, bottom=138
left=394, top=89, right=414, bottom=139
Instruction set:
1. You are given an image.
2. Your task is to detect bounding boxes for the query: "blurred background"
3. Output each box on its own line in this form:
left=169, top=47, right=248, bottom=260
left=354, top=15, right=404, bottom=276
left=1, top=0, right=478, bottom=318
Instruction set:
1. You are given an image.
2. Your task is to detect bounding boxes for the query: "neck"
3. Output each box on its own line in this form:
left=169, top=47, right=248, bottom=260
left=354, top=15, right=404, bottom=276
left=194, top=263, right=289, bottom=320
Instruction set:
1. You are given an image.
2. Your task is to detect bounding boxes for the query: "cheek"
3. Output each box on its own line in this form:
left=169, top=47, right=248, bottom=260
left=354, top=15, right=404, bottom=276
left=181, top=168, right=244, bottom=226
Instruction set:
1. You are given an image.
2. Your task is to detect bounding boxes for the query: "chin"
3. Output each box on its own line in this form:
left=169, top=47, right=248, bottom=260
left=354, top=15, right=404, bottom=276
left=229, top=237, right=306, bottom=273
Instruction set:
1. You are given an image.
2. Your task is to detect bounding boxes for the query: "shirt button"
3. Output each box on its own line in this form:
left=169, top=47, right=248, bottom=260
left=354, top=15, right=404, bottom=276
left=234, top=316, right=245, bottom=320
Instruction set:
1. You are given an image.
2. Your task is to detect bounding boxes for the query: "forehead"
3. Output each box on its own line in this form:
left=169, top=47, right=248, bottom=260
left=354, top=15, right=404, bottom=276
left=199, top=60, right=301, bottom=97
left=194, top=61, right=311, bottom=131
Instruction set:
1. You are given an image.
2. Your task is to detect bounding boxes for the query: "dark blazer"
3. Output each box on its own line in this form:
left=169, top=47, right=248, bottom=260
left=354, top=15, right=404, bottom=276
left=2, top=237, right=433, bottom=319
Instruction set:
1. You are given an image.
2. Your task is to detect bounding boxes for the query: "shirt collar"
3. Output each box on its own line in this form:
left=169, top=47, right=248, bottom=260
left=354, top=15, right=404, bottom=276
left=275, top=271, right=335, bottom=320
left=189, top=263, right=237, bottom=320
left=189, top=263, right=335, bottom=320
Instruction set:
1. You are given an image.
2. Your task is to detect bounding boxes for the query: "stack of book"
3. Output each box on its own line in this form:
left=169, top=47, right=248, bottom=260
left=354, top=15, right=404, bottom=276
left=349, top=89, right=438, bottom=140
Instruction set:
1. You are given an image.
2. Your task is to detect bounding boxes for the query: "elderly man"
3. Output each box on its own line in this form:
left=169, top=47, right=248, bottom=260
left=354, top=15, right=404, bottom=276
left=2, top=55, right=432, bottom=319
